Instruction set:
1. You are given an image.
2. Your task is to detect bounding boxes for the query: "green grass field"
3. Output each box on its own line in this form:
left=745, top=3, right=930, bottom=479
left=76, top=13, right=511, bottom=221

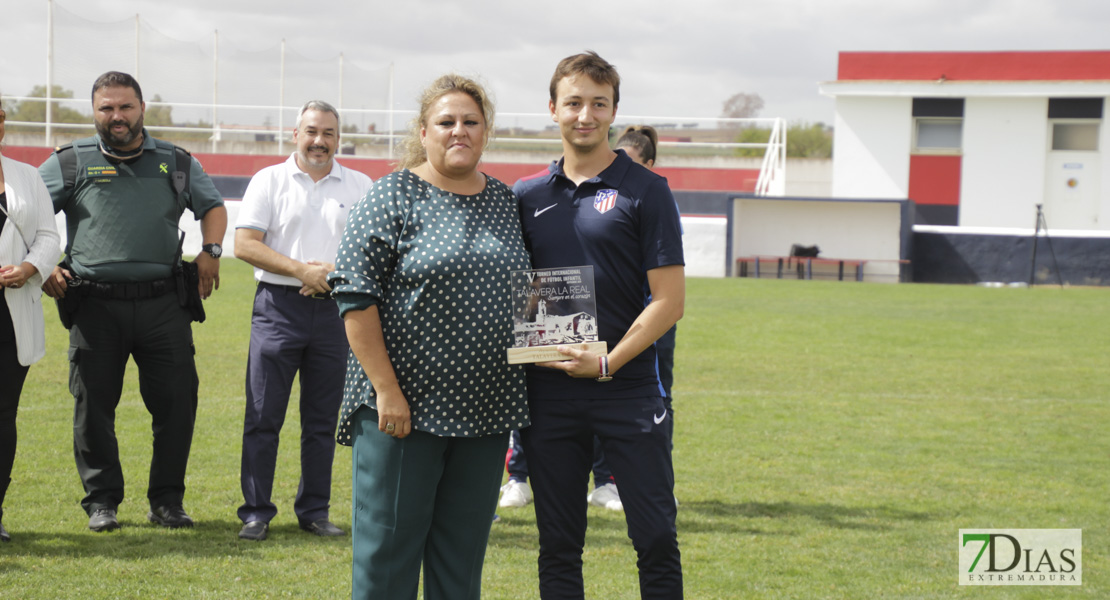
left=2, top=259, right=1107, bottom=599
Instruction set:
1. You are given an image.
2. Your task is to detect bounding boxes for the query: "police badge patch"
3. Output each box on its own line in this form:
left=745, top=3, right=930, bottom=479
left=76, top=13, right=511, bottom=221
left=594, top=189, right=617, bottom=214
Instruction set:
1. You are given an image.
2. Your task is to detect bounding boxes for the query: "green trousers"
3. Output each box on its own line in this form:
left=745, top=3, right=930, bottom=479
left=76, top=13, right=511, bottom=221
left=350, top=407, right=508, bottom=600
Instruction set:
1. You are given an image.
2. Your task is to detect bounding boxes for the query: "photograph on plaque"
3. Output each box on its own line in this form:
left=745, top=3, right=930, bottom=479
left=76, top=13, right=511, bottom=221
left=506, top=266, right=608, bottom=364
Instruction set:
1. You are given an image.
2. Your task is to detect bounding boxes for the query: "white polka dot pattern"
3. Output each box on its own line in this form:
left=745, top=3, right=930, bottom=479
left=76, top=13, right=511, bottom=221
left=330, top=170, right=531, bottom=443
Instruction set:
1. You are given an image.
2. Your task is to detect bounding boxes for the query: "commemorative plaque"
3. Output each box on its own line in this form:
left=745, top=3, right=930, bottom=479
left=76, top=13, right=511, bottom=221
left=506, top=265, right=608, bottom=364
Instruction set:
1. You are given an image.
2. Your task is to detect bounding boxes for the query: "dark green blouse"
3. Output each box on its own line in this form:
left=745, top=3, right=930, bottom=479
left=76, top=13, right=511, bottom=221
left=330, top=170, right=531, bottom=444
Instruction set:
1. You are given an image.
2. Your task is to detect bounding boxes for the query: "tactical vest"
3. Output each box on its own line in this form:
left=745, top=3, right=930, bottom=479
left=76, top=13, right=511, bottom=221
left=55, top=137, right=190, bottom=280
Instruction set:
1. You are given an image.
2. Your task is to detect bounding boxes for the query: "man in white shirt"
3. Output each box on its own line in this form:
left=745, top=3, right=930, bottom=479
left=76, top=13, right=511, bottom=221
left=233, top=100, right=372, bottom=541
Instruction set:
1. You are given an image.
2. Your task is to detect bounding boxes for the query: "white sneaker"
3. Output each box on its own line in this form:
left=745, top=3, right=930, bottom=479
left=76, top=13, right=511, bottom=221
left=499, top=480, right=532, bottom=508
left=587, top=482, right=623, bottom=511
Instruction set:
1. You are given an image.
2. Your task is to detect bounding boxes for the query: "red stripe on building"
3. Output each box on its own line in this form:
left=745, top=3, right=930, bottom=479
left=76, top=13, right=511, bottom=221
left=4, top=147, right=760, bottom=193
left=655, top=167, right=760, bottom=192
left=7, top=147, right=53, bottom=166
left=838, top=51, right=1110, bottom=82
left=908, top=155, right=961, bottom=206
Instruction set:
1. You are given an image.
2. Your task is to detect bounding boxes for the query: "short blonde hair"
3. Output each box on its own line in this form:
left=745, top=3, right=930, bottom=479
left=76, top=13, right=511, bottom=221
left=396, top=74, right=495, bottom=171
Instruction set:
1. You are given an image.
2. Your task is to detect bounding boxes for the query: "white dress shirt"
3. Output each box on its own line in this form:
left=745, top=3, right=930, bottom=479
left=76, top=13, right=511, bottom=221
left=236, top=153, right=372, bottom=287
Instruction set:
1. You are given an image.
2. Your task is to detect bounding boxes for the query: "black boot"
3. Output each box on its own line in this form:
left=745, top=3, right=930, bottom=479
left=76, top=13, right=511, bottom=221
left=1, top=478, right=10, bottom=542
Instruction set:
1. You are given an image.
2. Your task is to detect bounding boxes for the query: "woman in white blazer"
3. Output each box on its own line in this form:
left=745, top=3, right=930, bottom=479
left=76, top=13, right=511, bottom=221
left=0, top=104, right=61, bottom=542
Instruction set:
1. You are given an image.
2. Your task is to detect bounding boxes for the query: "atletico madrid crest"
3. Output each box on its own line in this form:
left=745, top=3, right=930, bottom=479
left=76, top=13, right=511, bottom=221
left=594, top=189, right=617, bottom=214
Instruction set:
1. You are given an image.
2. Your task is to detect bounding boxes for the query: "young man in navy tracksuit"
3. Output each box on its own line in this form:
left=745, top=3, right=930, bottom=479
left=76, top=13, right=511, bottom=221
left=513, top=51, right=685, bottom=600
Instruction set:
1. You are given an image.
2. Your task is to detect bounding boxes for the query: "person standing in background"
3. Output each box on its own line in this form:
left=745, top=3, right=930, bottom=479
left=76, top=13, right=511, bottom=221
left=234, top=100, right=371, bottom=542
left=0, top=101, right=62, bottom=542
left=615, top=125, right=678, bottom=450
left=39, top=71, right=227, bottom=533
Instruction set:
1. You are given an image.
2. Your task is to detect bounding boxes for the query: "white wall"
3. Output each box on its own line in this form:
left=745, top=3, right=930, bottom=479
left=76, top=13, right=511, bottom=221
left=680, top=216, right=728, bottom=278
left=960, top=97, right=1049, bottom=228
left=732, top=198, right=905, bottom=281
left=181, top=201, right=241, bottom=257
left=784, top=158, right=833, bottom=197
left=1101, top=113, right=1110, bottom=227
left=830, top=90, right=1110, bottom=231
left=831, top=96, right=912, bottom=199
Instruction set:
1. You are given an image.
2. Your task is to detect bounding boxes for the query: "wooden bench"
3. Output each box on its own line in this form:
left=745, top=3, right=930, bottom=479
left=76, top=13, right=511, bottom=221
left=736, top=256, right=866, bottom=281
left=737, top=256, right=912, bottom=281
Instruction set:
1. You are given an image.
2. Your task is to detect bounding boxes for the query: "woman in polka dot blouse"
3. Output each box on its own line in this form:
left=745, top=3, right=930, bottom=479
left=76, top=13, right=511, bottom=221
left=327, top=74, right=531, bottom=600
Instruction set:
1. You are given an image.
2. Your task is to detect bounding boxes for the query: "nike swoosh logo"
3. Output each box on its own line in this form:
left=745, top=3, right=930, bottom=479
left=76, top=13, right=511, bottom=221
left=534, top=204, right=558, bottom=217
left=653, top=411, right=667, bottom=425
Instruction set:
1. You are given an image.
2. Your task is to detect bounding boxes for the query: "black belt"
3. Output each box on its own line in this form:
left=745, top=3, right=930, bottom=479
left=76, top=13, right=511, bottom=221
left=72, top=276, right=177, bottom=300
left=259, top=281, right=331, bottom=300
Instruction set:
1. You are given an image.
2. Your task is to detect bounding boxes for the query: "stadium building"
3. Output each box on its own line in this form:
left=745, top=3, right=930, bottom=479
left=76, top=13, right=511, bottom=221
left=821, top=50, right=1110, bottom=284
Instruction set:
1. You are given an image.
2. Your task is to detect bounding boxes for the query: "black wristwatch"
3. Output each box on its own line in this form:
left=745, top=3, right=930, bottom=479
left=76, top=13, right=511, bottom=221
left=202, top=243, right=223, bottom=259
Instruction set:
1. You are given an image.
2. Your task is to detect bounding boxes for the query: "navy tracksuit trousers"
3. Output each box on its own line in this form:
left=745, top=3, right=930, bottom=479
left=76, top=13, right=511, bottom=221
left=520, top=394, right=682, bottom=600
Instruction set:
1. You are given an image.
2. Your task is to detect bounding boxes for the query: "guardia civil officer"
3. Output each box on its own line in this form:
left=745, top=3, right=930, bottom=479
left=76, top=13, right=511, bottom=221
left=39, top=71, right=227, bottom=533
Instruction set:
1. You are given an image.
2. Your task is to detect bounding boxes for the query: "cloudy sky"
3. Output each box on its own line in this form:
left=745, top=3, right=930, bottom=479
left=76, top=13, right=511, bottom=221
left=5, top=0, right=1110, bottom=129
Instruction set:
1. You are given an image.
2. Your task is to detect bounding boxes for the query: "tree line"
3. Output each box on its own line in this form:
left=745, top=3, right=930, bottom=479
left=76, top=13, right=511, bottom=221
left=4, top=85, right=208, bottom=140
left=5, top=86, right=834, bottom=158
left=720, top=92, right=833, bottom=159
